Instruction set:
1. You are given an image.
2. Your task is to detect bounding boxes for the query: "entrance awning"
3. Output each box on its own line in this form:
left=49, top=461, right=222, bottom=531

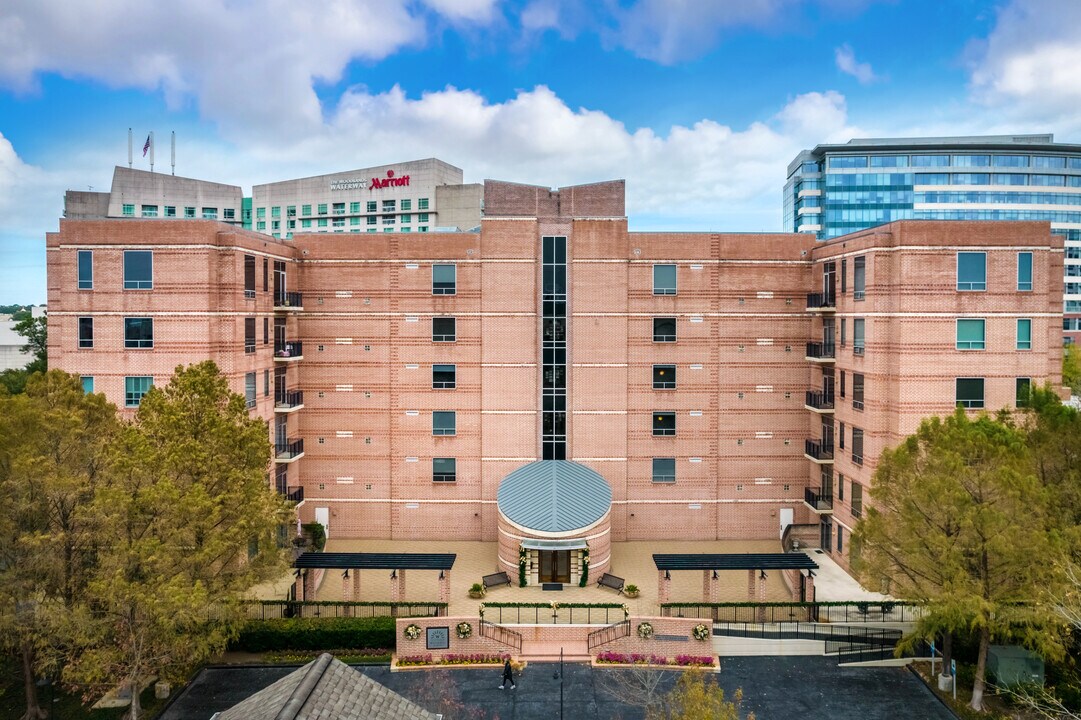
left=520, top=538, right=588, bottom=551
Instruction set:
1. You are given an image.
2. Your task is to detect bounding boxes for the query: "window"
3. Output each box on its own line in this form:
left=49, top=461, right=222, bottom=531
left=264, top=369, right=270, bottom=397
left=257, top=221, right=267, bottom=231
left=332, top=202, right=345, bottom=215
left=956, top=378, right=985, bottom=409
left=302, top=219, right=312, bottom=228
left=418, top=198, right=429, bottom=210
left=851, top=482, right=863, bottom=517
left=653, top=412, right=675, bottom=436
left=382, top=215, right=395, bottom=225
left=184, top=206, right=196, bottom=218
left=840, top=370, right=846, bottom=398
left=332, top=218, right=344, bottom=228
left=433, top=364, right=456, bottom=389
left=257, top=207, right=266, bottom=219
left=952, top=155, right=990, bottom=167
left=77, top=250, right=93, bottom=289
left=839, top=422, right=845, bottom=450
left=1017, top=252, right=1033, bottom=291
left=419, top=213, right=429, bottom=223
left=956, top=319, right=986, bottom=350
left=125, top=376, right=153, bottom=407
left=1033, top=155, right=1066, bottom=169
left=911, top=154, right=949, bottom=167
left=853, top=374, right=864, bottom=410
left=433, top=457, right=456, bottom=482
left=851, top=427, right=864, bottom=466
left=853, top=256, right=866, bottom=299
left=271, top=206, right=281, bottom=218
left=829, top=156, right=868, bottom=168
left=433, top=317, right=456, bottom=342
left=837, top=526, right=843, bottom=554
left=853, top=319, right=865, bottom=354
left=202, top=207, right=218, bottom=219
left=433, top=411, right=456, bottom=436
left=301, top=204, right=311, bottom=216
left=994, top=155, right=1029, bottom=167
left=841, top=258, right=847, bottom=294
left=244, top=255, right=256, bottom=298
left=317, top=203, right=327, bottom=215
left=400, top=199, right=412, bottom=211
left=318, top=218, right=328, bottom=227
left=1017, top=318, right=1032, bottom=350
left=261, top=317, right=268, bottom=345
left=401, top=214, right=412, bottom=223
left=1016, top=377, right=1032, bottom=407
left=653, top=264, right=676, bottom=295
left=123, top=250, right=153, bottom=289
left=652, top=458, right=676, bottom=483
left=840, top=318, right=846, bottom=347
left=78, top=317, right=94, bottom=348
left=124, top=317, right=153, bottom=348
left=837, top=473, right=844, bottom=502
left=245, top=317, right=256, bottom=353
left=653, top=365, right=676, bottom=389
left=653, top=317, right=676, bottom=342
left=245, top=372, right=256, bottom=409
left=287, top=205, right=296, bottom=218
left=419, top=226, right=428, bottom=232
left=380, top=200, right=395, bottom=213
left=957, top=252, right=987, bottom=291
left=367, top=201, right=377, bottom=212
left=81, top=376, right=94, bottom=394
left=433, top=264, right=456, bottom=295
left=870, top=155, right=908, bottom=168
left=367, top=216, right=376, bottom=226
left=122, top=203, right=135, bottom=217
left=141, top=204, right=158, bottom=217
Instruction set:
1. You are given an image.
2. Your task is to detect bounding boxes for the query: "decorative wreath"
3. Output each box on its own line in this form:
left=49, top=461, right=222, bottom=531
left=403, top=623, right=422, bottom=640
left=692, top=624, right=710, bottom=641
left=637, top=622, right=654, bottom=639
left=456, top=622, right=473, bottom=639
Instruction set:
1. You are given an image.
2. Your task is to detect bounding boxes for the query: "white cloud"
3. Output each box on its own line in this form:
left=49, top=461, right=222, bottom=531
left=834, top=44, right=877, bottom=84
left=968, top=0, right=1081, bottom=134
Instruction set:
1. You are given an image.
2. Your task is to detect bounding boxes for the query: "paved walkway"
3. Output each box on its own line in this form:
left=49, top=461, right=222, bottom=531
left=160, top=657, right=955, bottom=720
left=804, top=549, right=889, bottom=602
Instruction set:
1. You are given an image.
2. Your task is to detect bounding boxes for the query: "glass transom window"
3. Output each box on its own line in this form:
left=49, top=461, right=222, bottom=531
left=957, top=252, right=986, bottom=291
left=652, top=458, right=676, bottom=483
left=956, top=378, right=985, bottom=409
left=956, top=319, right=986, bottom=350
left=653, top=265, right=676, bottom=295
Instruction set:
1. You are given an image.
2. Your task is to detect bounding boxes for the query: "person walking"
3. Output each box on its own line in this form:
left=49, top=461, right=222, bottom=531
left=499, top=658, right=516, bottom=690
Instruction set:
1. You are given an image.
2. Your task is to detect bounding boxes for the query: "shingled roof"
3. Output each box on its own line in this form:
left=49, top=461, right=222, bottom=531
left=214, top=654, right=438, bottom=720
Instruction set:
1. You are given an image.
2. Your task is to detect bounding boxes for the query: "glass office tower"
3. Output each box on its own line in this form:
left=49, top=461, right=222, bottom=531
left=784, top=134, right=1081, bottom=344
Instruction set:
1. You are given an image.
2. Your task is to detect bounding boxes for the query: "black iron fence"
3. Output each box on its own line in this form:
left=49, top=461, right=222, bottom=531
left=660, top=601, right=920, bottom=624
left=274, top=291, right=303, bottom=309
left=806, top=292, right=836, bottom=309
left=805, top=390, right=835, bottom=410
left=805, top=439, right=834, bottom=461
left=275, top=438, right=304, bottom=460
left=276, top=389, right=303, bottom=409
left=805, top=341, right=836, bottom=359
left=210, top=600, right=447, bottom=621
left=274, top=340, right=303, bottom=358
left=480, top=603, right=628, bottom=625
left=804, top=487, right=833, bottom=511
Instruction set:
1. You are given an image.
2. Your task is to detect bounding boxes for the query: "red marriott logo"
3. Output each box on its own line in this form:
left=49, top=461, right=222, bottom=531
left=370, top=169, right=410, bottom=191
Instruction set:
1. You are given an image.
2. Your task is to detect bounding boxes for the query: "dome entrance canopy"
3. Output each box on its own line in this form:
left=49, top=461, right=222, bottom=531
left=496, top=460, right=612, bottom=534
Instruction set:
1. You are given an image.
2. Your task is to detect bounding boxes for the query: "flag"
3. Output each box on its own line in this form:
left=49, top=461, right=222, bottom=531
left=142, top=134, right=151, bottom=157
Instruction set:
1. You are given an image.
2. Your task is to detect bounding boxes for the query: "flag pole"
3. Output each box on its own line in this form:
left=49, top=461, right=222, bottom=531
left=171, top=131, right=176, bottom=176
left=128, top=128, right=133, bottom=168
left=149, top=131, right=154, bottom=173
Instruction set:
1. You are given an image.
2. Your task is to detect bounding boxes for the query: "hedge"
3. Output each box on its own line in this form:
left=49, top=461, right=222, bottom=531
left=659, top=601, right=916, bottom=608
left=232, top=616, right=396, bottom=652
left=480, top=601, right=625, bottom=609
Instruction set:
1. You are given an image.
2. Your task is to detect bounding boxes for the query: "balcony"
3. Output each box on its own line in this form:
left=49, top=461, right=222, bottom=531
left=804, top=439, right=834, bottom=464
left=274, top=438, right=304, bottom=463
left=274, top=340, right=303, bottom=361
left=804, top=487, right=834, bottom=514
left=285, top=486, right=304, bottom=503
left=275, top=389, right=304, bottom=413
left=804, top=390, right=835, bottom=414
left=805, top=342, right=836, bottom=363
left=274, top=291, right=303, bottom=312
left=806, top=292, right=836, bottom=312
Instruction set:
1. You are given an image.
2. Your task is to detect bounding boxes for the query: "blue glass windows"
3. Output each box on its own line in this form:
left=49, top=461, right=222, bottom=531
left=77, top=250, right=93, bottom=289
left=1018, top=252, right=1033, bottom=291
left=957, top=252, right=987, bottom=291
left=123, top=251, right=153, bottom=289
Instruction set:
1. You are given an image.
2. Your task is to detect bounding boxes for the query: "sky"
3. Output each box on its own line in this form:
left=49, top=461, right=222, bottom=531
left=2, top=0, right=1081, bottom=304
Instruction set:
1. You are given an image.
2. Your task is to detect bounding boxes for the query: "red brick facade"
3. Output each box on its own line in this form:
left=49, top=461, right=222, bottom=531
left=46, top=183, right=1065, bottom=572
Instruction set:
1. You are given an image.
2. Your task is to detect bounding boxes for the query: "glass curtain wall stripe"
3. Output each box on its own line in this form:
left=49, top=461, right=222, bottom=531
left=542, top=236, right=567, bottom=460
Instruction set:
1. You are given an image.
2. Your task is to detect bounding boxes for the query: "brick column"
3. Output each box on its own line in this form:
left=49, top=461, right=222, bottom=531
left=302, top=570, right=315, bottom=602
left=353, top=569, right=362, bottom=601
left=756, top=571, right=768, bottom=623
left=658, top=570, right=671, bottom=604
left=293, top=572, right=304, bottom=602
left=391, top=571, right=400, bottom=603
left=709, top=571, right=719, bottom=604
left=341, top=572, right=352, bottom=616
left=746, top=569, right=757, bottom=601
left=805, top=572, right=815, bottom=603
left=397, top=569, right=407, bottom=602
left=439, top=570, right=451, bottom=605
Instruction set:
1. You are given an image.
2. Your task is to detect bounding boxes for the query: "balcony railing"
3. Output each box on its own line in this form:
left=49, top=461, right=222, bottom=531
left=804, top=439, right=834, bottom=462
left=275, top=438, right=304, bottom=462
left=805, top=342, right=836, bottom=360
left=804, top=487, right=834, bottom=513
left=275, top=389, right=304, bottom=411
left=806, top=292, right=836, bottom=310
left=285, top=486, right=304, bottom=503
left=274, top=340, right=303, bottom=360
left=274, top=291, right=303, bottom=310
left=805, top=390, right=835, bottom=411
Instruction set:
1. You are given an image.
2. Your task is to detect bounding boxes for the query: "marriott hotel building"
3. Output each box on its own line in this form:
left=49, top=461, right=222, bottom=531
left=48, top=173, right=1065, bottom=573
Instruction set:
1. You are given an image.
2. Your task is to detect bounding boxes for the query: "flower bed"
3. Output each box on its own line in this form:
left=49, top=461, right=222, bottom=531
left=595, top=651, right=715, bottom=668
left=265, top=648, right=391, bottom=664
left=396, top=652, right=511, bottom=667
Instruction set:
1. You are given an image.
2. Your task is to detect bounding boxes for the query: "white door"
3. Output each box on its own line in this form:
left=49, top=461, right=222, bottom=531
left=315, top=507, right=330, bottom=539
left=779, top=508, right=793, bottom=538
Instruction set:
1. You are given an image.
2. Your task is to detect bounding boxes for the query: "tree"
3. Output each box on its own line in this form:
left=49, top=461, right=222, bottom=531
left=599, top=664, right=676, bottom=717
left=1020, top=388, right=1081, bottom=546
left=1063, top=344, right=1081, bottom=395
left=62, top=361, right=289, bottom=719
left=853, top=409, right=1065, bottom=712
left=0, top=371, right=119, bottom=720
left=653, top=671, right=752, bottom=720
left=0, top=368, right=30, bottom=395
left=13, top=315, right=47, bottom=373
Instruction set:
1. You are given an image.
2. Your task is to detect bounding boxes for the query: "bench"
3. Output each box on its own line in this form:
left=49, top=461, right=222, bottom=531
left=482, top=571, right=511, bottom=590
left=597, top=573, right=625, bottom=594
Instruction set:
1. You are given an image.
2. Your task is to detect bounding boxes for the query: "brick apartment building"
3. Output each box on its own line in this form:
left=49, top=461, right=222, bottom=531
left=46, top=179, right=1064, bottom=575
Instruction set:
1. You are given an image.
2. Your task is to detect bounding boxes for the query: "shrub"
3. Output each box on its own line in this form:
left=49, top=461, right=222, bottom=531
left=232, top=616, right=395, bottom=652
left=301, top=522, right=326, bottom=551
left=624, top=584, right=639, bottom=594
left=397, top=654, right=433, bottom=666
left=265, top=649, right=392, bottom=664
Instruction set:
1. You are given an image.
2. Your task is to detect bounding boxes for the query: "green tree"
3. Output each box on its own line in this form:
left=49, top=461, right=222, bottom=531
left=853, top=409, right=1065, bottom=712
left=0, top=371, right=119, bottom=720
left=653, top=671, right=753, bottom=720
left=1063, top=344, right=1081, bottom=395
left=63, top=361, right=289, bottom=719
left=1019, top=388, right=1081, bottom=546
left=0, top=368, right=30, bottom=395
left=13, top=314, right=47, bottom=373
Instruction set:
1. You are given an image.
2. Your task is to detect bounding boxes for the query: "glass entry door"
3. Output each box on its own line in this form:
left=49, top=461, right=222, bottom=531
left=539, top=550, right=571, bottom=583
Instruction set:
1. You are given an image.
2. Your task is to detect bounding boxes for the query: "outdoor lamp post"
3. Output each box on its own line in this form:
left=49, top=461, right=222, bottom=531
left=551, top=647, right=564, bottom=720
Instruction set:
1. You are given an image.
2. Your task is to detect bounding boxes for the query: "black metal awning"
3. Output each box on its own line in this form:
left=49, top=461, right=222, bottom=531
left=652, top=553, right=818, bottom=571
left=293, top=553, right=456, bottom=570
